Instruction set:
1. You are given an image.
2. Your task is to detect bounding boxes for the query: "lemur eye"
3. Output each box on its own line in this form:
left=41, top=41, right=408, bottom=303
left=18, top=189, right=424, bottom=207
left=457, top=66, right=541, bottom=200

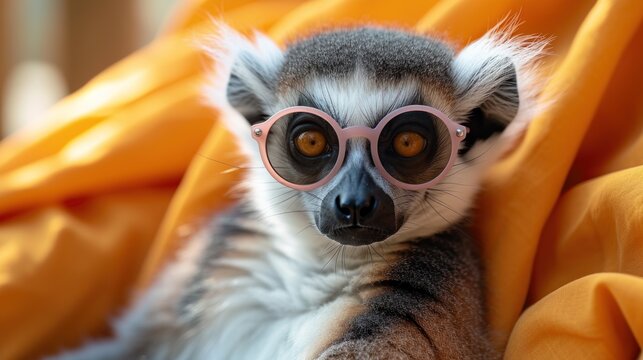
left=295, top=130, right=328, bottom=157
left=393, top=131, right=426, bottom=157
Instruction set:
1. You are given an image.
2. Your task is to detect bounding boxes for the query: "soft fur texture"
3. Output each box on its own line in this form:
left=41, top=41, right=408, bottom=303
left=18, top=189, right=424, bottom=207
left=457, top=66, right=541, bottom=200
left=48, top=23, right=546, bottom=360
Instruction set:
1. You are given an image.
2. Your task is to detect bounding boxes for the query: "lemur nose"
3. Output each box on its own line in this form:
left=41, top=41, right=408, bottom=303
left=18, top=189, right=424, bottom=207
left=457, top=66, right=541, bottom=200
left=319, top=170, right=397, bottom=245
left=334, top=194, right=377, bottom=224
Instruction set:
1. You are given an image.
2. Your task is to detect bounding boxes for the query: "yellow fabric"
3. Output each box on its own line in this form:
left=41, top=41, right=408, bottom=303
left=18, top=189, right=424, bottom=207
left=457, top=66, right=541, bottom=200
left=0, top=0, right=641, bottom=358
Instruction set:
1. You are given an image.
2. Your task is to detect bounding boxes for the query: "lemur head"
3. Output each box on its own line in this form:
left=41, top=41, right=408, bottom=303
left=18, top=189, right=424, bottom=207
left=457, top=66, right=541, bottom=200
left=209, top=25, right=542, bottom=253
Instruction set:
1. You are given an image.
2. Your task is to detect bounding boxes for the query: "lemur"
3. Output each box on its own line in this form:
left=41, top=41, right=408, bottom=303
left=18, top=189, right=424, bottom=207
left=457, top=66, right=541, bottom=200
left=50, top=24, right=544, bottom=360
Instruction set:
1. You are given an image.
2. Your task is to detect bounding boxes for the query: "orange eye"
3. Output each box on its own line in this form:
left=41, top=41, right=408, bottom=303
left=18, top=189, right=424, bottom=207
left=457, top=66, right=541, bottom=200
left=393, top=131, right=426, bottom=158
left=295, top=130, right=328, bottom=157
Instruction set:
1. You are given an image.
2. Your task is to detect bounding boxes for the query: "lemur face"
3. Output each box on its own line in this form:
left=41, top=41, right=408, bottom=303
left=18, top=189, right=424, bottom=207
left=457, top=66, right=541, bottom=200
left=216, top=27, right=527, bottom=250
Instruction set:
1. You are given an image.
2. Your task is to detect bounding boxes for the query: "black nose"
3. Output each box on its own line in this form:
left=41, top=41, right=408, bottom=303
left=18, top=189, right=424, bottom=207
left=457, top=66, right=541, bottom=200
left=335, top=194, right=377, bottom=224
left=318, top=169, right=398, bottom=246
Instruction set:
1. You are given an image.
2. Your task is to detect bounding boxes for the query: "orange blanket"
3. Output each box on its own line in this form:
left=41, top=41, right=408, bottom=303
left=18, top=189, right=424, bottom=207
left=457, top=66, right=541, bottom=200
left=1, top=0, right=642, bottom=358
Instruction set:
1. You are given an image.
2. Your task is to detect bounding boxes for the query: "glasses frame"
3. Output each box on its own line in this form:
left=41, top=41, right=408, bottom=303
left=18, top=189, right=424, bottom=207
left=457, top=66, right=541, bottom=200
left=251, top=105, right=468, bottom=191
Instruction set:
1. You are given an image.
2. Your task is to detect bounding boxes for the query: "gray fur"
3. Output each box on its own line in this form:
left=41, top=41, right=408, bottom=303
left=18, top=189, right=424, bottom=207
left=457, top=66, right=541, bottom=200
left=226, top=38, right=284, bottom=124
left=178, top=204, right=264, bottom=319
left=454, top=56, right=519, bottom=125
left=278, top=28, right=455, bottom=90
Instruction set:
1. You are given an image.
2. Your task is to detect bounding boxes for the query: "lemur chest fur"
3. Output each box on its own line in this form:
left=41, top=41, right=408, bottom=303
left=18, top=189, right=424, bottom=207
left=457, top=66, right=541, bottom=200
left=173, top=205, right=377, bottom=360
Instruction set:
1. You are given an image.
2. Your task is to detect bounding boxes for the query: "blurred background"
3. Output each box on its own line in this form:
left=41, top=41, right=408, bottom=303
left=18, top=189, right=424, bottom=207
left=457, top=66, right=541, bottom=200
left=0, top=0, right=177, bottom=138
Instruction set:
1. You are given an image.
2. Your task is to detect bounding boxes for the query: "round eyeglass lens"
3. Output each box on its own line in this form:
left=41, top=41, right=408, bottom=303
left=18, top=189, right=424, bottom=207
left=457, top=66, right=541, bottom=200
left=265, top=111, right=340, bottom=186
left=376, top=110, right=453, bottom=185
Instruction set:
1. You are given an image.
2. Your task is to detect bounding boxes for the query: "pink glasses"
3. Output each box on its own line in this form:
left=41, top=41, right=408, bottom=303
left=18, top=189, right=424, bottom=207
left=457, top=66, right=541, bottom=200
left=251, top=105, right=468, bottom=191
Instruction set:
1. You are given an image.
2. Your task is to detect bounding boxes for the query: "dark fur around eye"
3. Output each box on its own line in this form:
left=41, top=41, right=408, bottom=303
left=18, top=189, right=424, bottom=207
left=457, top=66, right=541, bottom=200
left=459, top=107, right=507, bottom=155
left=379, top=112, right=438, bottom=161
left=286, top=114, right=336, bottom=162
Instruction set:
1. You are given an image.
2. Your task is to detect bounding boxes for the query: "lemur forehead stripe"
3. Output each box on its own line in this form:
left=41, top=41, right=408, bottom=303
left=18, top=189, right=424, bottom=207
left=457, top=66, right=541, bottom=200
left=278, top=27, right=455, bottom=91
left=295, top=87, right=427, bottom=128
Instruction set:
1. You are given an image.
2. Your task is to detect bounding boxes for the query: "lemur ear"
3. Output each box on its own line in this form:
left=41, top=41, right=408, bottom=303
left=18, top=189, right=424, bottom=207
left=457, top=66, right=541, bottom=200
left=451, top=28, right=545, bottom=152
left=203, top=25, right=284, bottom=153
left=225, top=33, right=284, bottom=125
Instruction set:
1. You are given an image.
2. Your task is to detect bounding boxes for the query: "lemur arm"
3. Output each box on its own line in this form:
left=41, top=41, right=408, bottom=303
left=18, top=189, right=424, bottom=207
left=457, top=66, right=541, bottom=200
left=317, top=225, right=497, bottom=360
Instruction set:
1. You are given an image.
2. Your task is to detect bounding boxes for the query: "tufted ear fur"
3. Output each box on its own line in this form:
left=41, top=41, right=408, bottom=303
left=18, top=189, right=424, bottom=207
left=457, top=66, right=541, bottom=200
left=225, top=33, right=283, bottom=125
left=451, top=24, right=547, bottom=152
left=202, top=24, right=284, bottom=153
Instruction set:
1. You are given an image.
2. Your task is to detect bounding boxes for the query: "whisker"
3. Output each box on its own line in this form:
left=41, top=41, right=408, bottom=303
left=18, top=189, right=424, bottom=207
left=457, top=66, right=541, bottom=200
left=445, top=164, right=472, bottom=178
left=259, top=210, right=320, bottom=220
left=437, top=181, right=476, bottom=187
left=428, top=188, right=466, bottom=202
left=452, top=140, right=498, bottom=167
left=198, top=153, right=292, bottom=171
left=295, top=223, right=316, bottom=235
left=284, top=195, right=305, bottom=210
left=322, top=245, right=341, bottom=271
left=321, top=243, right=340, bottom=258
left=393, top=194, right=416, bottom=201
left=300, top=191, right=323, bottom=202
left=197, top=153, right=263, bottom=170
left=370, top=243, right=389, bottom=264
left=334, top=245, right=343, bottom=274
left=266, top=190, right=297, bottom=203
left=429, top=197, right=465, bottom=218
left=424, top=196, right=455, bottom=228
